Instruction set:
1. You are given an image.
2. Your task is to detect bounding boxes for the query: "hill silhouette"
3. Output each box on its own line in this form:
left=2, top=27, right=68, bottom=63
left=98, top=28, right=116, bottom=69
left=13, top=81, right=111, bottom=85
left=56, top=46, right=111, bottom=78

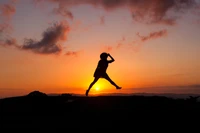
left=1, top=91, right=200, bottom=132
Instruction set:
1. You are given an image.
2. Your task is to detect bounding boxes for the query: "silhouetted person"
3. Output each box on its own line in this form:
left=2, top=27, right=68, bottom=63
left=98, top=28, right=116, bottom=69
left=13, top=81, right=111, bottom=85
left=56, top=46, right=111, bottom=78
left=86, top=52, right=121, bottom=96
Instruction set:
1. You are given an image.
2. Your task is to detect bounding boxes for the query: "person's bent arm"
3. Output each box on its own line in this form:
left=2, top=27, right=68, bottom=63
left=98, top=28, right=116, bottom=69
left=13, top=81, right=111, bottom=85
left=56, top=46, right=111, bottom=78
left=107, top=53, right=115, bottom=63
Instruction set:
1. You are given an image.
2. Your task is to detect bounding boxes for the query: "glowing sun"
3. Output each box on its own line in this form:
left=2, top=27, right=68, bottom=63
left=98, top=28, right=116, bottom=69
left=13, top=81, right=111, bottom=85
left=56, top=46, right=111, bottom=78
left=95, top=87, right=100, bottom=91
left=95, top=87, right=99, bottom=91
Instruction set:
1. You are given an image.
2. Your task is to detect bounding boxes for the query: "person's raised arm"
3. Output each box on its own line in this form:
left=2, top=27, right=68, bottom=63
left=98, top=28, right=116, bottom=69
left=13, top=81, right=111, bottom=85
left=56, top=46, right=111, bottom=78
left=107, top=53, right=115, bottom=63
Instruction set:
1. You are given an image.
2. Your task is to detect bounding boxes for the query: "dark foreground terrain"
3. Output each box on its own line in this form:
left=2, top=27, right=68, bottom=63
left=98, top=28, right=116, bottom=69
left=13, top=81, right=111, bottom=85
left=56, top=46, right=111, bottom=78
left=1, top=91, right=200, bottom=132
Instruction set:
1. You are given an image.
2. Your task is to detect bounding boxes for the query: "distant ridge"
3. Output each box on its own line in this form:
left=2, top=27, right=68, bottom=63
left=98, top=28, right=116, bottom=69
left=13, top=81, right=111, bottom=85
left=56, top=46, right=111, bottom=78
left=47, top=92, right=200, bottom=99
left=1, top=91, right=200, bottom=100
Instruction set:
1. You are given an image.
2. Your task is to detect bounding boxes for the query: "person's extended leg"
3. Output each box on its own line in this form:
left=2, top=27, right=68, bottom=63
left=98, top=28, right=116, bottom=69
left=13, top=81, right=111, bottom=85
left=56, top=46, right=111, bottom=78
left=86, top=77, right=99, bottom=96
left=104, top=74, right=121, bottom=89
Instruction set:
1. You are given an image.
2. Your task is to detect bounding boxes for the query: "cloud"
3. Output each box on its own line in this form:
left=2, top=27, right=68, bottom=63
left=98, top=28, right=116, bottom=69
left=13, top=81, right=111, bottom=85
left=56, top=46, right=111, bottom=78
left=136, top=29, right=168, bottom=42
left=0, top=0, right=17, bottom=37
left=126, top=29, right=168, bottom=52
left=65, top=51, right=80, bottom=57
left=52, top=7, right=74, bottom=20
left=0, top=37, right=19, bottom=48
left=22, top=21, right=70, bottom=55
left=170, top=73, right=185, bottom=77
left=156, top=18, right=177, bottom=26
left=0, top=20, right=81, bottom=56
left=192, top=4, right=200, bottom=23
left=102, top=45, right=113, bottom=53
left=102, top=36, right=126, bottom=53
left=0, top=1, right=18, bottom=50
left=4, top=37, right=18, bottom=47
left=0, top=0, right=17, bottom=42
left=100, top=16, right=105, bottom=25
left=0, top=1, right=16, bottom=20
left=0, top=23, right=12, bottom=34
left=116, top=36, right=126, bottom=49
left=103, top=29, right=168, bottom=53
left=34, top=0, right=198, bottom=25
left=0, top=1, right=18, bottom=46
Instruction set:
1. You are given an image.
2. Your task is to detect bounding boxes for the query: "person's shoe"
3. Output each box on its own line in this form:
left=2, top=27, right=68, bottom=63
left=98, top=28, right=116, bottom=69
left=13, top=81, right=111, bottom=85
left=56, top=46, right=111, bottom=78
left=85, top=89, right=89, bottom=96
left=116, top=86, right=122, bottom=89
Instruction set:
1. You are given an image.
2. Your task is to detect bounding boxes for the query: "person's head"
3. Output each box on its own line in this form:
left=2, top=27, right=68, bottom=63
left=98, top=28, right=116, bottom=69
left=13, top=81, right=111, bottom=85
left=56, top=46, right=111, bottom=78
left=100, top=52, right=108, bottom=60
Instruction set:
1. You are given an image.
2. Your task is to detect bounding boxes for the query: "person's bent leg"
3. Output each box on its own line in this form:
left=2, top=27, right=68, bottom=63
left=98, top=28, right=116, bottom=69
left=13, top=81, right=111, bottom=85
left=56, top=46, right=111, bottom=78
left=104, top=74, right=121, bottom=89
left=86, top=77, right=99, bottom=96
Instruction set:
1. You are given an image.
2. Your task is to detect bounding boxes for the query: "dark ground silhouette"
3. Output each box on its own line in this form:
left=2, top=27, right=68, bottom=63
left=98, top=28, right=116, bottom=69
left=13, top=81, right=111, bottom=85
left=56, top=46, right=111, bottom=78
left=0, top=91, right=200, bottom=132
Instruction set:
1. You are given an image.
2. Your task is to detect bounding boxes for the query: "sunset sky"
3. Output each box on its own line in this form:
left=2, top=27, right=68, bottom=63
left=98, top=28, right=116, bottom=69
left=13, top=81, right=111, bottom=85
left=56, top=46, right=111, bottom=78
left=0, top=0, right=200, bottom=98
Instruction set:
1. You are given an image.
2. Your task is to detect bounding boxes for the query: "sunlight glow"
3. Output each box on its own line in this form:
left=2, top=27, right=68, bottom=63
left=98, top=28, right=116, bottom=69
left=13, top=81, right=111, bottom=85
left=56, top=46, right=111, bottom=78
left=95, top=87, right=99, bottom=91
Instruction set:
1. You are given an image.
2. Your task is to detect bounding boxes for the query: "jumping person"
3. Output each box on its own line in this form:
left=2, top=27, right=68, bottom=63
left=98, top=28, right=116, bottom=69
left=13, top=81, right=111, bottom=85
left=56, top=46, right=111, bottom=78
left=86, top=52, right=121, bottom=96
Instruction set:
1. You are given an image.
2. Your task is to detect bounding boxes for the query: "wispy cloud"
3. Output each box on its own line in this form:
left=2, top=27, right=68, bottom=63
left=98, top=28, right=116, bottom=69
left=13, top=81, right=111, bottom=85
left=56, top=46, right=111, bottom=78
left=116, top=36, right=126, bottom=49
left=0, top=0, right=17, bottom=35
left=0, top=23, right=12, bottom=34
left=101, top=45, right=113, bottom=53
left=0, top=1, right=18, bottom=49
left=100, top=15, right=105, bottom=25
left=65, top=51, right=81, bottom=57
left=52, top=7, right=74, bottom=20
left=129, top=29, right=168, bottom=52
left=103, top=29, right=168, bottom=53
left=0, top=1, right=16, bottom=20
left=0, top=37, right=19, bottom=48
left=137, top=29, right=168, bottom=42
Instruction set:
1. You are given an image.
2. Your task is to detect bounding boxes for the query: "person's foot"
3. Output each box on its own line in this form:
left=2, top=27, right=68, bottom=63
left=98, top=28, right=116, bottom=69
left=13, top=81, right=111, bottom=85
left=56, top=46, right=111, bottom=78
left=85, top=89, right=89, bottom=96
left=116, top=86, right=122, bottom=89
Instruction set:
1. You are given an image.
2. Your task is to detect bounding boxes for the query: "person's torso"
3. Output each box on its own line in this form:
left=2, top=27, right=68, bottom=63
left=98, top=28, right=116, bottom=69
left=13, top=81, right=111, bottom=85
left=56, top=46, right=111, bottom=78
left=96, top=60, right=108, bottom=73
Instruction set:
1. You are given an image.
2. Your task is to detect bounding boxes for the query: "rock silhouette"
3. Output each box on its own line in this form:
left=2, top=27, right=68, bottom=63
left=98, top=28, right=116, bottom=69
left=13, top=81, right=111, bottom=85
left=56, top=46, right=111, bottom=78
left=27, top=90, right=47, bottom=97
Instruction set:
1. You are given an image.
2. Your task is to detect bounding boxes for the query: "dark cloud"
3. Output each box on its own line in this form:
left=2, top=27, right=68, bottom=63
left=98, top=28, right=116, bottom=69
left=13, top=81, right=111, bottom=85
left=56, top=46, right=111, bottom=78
left=0, top=19, right=80, bottom=56
left=34, top=0, right=198, bottom=25
left=137, top=29, right=168, bottom=42
left=22, top=21, right=70, bottom=55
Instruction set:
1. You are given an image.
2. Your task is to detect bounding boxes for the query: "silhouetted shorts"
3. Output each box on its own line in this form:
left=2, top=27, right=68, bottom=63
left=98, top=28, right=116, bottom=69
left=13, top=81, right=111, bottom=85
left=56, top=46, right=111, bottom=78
left=94, top=71, right=109, bottom=79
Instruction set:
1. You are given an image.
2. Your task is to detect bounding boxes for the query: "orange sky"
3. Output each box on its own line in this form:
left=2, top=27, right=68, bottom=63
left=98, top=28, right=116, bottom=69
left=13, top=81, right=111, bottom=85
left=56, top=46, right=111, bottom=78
left=0, top=0, right=200, bottom=98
